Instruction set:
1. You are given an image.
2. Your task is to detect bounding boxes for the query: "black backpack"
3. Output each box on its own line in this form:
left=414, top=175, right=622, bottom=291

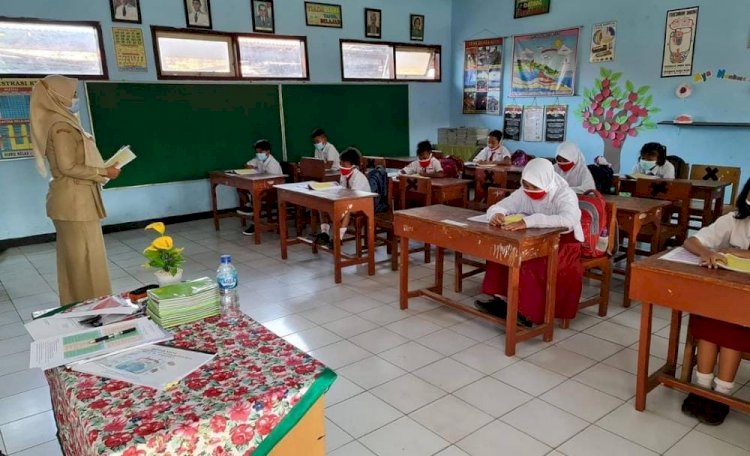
left=587, top=164, right=616, bottom=195
left=367, top=166, right=389, bottom=213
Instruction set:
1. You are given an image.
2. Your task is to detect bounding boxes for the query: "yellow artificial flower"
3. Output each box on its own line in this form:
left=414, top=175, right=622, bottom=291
left=145, top=222, right=166, bottom=235
left=143, top=245, right=157, bottom=253
left=151, top=236, right=174, bottom=250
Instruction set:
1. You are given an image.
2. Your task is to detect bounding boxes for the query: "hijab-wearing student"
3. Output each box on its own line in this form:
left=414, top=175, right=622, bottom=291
left=475, top=158, right=584, bottom=326
left=472, top=130, right=511, bottom=164
left=401, top=140, right=443, bottom=177
left=554, top=141, right=596, bottom=193
left=680, top=177, right=750, bottom=425
left=239, top=139, right=283, bottom=236
left=311, top=128, right=340, bottom=170
left=632, top=142, right=675, bottom=179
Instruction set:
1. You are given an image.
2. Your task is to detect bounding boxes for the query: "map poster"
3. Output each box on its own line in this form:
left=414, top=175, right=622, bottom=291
left=522, top=105, right=544, bottom=142
left=0, top=79, right=38, bottom=161
left=463, top=37, right=503, bottom=115
left=503, top=105, right=523, bottom=141
left=113, top=27, right=148, bottom=72
left=511, top=27, right=579, bottom=97
left=590, top=21, right=616, bottom=63
left=661, top=6, right=699, bottom=78
left=544, top=104, right=567, bottom=142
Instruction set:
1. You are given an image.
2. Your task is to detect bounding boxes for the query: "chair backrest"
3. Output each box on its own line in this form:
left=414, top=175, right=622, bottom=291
left=604, top=201, right=617, bottom=255
left=689, top=164, right=742, bottom=204
left=666, top=155, right=689, bottom=179
left=362, top=156, right=386, bottom=172
left=282, top=161, right=299, bottom=182
left=299, top=157, right=326, bottom=181
left=398, top=175, right=432, bottom=209
left=474, top=168, right=508, bottom=204
left=633, top=178, right=692, bottom=233
left=487, top=187, right=511, bottom=206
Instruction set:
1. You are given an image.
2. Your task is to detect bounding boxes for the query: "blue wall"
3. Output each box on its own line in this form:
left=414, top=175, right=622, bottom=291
left=0, top=0, right=452, bottom=240
left=450, top=0, right=750, bottom=180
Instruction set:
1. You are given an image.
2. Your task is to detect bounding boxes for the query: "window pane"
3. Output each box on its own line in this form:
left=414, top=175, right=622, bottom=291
left=0, top=21, right=104, bottom=76
left=238, top=36, right=307, bottom=79
left=396, top=47, right=440, bottom=80
left=341, top=42, right=393, bottom=80
left=156, top=33, right=233, bottom=76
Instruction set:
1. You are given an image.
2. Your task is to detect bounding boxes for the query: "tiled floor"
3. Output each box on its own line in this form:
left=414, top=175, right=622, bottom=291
left=1, top=218, right=749, bottom=455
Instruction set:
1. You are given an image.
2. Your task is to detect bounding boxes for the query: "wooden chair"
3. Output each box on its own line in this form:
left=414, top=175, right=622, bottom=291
left=470, top=168, right=508, bottom=211
left=680, top=322, right=750, bottom=383
left=688, top=164, right=742, bottom=222
left=667, top=155, right=690, bottom=179
left=299, top=157, right=326, bottom=181
left=633, top=179, right=692, bottom=253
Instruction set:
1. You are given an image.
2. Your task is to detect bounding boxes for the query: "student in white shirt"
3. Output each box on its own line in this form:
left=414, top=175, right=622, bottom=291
left=311, top=128, right=340, bottom=170
left=631, top=142, right=675, bottom=179
left=554, top=141, right=596, bottom=193
left=401, top=140, right=443, bottom=177
left=188, top=0, right=210, bottom=27
left=239, top=139, right=283, bottom=236
left=472, top=130, right=511, bottom=164
left=679, top=177, right=750, bottom=425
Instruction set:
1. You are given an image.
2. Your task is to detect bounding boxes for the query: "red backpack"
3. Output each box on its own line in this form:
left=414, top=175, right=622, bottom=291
left=577, top=190, right=610, bottom=258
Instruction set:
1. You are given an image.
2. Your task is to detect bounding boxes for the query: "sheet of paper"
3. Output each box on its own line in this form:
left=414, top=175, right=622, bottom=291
left=232, top=169, right=257, bottom=175
left=25, top=318, right=88, bottom=341
left=467, top=213, right=490, bottom=223
left=441, top=219, right=468, bottom=227
left=104, top=145, right=136, bottom=169
left=660, top=246, right=701, bottom=265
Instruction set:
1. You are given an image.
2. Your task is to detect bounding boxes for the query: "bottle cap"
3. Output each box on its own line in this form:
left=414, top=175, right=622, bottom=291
left=220, top=255, right=232, bottom=264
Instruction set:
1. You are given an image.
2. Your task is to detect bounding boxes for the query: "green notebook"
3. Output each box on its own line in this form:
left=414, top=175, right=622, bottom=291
left=148, top=277, right=217, bottom=301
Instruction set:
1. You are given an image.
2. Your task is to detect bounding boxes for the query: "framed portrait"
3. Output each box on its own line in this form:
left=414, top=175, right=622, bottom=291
left=110, top=0, right=142, bottom=24
left=410, top=14, right=424, bottom=41
left=364, top=8, right=381, bottom=39
left=305, top=2, right=343, bottom=28
left=185, top=0, right=212, bottom=29
left=252, top=0, right=275, bottom=33
left=514, top=0, right=551, bottom=19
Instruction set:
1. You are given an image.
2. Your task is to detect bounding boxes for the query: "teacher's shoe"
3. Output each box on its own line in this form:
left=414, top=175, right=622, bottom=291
left=242, top=225, right=255, bottom=236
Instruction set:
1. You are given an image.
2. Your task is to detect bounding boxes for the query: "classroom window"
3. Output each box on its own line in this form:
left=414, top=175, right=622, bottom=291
left=340, top=42, right=394, bottom=80
left=154, top=30, right=235, bottom=78
left=237, top=36, right=308, bottom=79
left=0, top=19, right=107, bottom=78
left=395, top=46, right=440, bottom=81
left=340, top=40, right=441, bottom=82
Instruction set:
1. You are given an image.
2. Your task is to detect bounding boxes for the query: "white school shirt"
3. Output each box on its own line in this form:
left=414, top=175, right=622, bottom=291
left=472, top=145, right=511, bottom=163
left=314, top=143, right=340, bottom=170
left=190, top=10, right=210, bottom=26
left=554, top=142, right=596, bottom=193
left=693, top=212, right=750, bottom=250
left=402, top=157, right=443, bottom=175
left=115, top=4, right=139, bottom=20
left=246, top=154, right=282, bottom=175
left=340, top=168, right=371, bottom=191
left=631, top=160, right=675, bottom=179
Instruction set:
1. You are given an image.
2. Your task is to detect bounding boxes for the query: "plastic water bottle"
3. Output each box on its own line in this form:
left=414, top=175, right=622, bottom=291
left=216, top=255, right=239, bottom=320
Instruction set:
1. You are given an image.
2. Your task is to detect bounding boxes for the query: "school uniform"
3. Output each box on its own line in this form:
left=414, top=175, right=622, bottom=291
left=246, top=154, right=282, bottom=175
left=341, top=168, right=371, bottom=191
left=114, top=3, right=139, bottom=21
left=482, top=159, right=584, bottom=324
left=554, top=142, right=596, bottom=193
left=472, top=145, right=511, bottom=163
left=315, top=143, right=340, bottom=170
left=402, top=156, right=443, bottom=175
left=190, top=9, right=210, bottom=26
left=631, top=160, right=675, bottom=179
left=689, top=213, right=750, bottom=352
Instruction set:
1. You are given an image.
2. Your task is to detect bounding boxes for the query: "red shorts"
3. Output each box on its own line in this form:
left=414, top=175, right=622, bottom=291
left=690, top=315, right=750, bottom=352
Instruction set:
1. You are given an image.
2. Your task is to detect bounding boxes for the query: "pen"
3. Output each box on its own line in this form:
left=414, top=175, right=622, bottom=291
left=89, top=327, right=137, bottom=344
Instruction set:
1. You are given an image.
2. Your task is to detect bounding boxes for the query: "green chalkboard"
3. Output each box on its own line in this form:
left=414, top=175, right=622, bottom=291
left=282, top=85, right=410, bottom=163
left=86, top=83, right=282, bottom=188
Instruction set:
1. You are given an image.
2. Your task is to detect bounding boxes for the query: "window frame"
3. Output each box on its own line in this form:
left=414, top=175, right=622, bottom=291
left=234, top=32, right=310, bottom=82
left=0, top=16, right=109, bottom=80
left=339, top=39, right=441, bottom=83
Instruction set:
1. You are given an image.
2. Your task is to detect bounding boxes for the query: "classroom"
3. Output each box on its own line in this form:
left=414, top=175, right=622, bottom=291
left=0, top=0, right=749, bottom=455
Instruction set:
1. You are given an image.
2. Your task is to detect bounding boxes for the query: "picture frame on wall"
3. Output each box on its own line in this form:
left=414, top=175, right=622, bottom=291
left=514, top=0, right=550, bottom=19
left=185, top=0, right=212, bottom=29
left=365, top=8, right=382, bottom=39
left=660, top=6, right=699, bottom=78
left=410, top=14, right=424, bottom=41
left=305, top=2, right=343, bottom=28
left=252, top=0, right=275, bottom=33
left=110, top=0, right=142, bottom=24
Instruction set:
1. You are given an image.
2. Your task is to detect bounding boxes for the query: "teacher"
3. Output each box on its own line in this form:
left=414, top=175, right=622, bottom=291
left=30, top=75, right=121, bottom=305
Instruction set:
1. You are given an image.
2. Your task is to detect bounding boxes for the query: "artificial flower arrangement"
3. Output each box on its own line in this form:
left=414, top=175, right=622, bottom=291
left=143, top=222, right=184, bottom=278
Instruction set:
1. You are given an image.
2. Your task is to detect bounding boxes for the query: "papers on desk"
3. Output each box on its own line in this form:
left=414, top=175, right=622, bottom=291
left=467, top=213, right=523, bottom=224
left=719, top=254, right=750, bottom=274
left=230, top=169, right=258, bottom=175
left=48, top=294, right=138, bottom=319
left=660, top=247, right=701, bottom=265
left=104, top=145, right=136, bottom=169
left=308, top=181, right=339, bottom=191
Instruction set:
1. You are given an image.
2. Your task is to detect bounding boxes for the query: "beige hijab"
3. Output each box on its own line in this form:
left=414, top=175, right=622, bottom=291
left=30, top=75, right=104, bottom=177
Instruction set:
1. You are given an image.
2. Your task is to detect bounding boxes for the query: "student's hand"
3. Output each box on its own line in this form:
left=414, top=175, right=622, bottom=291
left=105, top=165, right=121, bottom=180
left=501, top=220, right=527, bottom=231
left=489, top=213, right=505, bottom=226
left=699, top=252, right=727, bottom=269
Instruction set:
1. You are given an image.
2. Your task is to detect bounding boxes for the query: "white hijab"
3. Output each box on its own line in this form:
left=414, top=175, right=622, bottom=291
left=554, top=142, right=595, bottom=193
left=523, top=157, right=568, bottom=197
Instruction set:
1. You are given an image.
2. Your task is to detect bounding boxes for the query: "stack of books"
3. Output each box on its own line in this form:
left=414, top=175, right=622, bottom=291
left=146, top=277, right=221, bottom=328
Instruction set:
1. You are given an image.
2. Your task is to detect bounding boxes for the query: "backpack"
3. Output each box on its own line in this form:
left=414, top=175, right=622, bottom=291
left=587, top=164, right=616, bottom=195
left=577, top=189, right=609, bottom=258
left=439, top=157, right=460, bottom=178
left=511, top=150, right=532, bottom=167
left=366, top=166, right=389, bottom=213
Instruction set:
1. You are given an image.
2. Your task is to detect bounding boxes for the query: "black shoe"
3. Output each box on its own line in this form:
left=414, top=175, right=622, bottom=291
left=517, top=314, right=533, bottom=328
left=242, top=225, right=255, bottom=236
left=697, top=397, right=730, bottom=426
left=237, top=207, right=253, bottom=216
left=474, top=296, right=508, bottom=318
left=315, top=232, right=330, bottom=246
left=681, top=393, right=703, bottom=418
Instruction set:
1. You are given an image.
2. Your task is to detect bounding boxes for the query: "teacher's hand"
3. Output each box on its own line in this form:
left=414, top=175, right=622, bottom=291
left=105, top=165, right=121, bottom=180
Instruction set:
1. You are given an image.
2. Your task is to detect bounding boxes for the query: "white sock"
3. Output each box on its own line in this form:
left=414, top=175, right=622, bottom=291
left=714, top=378, right=734, bottom=394
left=695, top=370, right=714, bottom=389
left=339, top=227, right=347, bottom=239
left=321, top=223, right=330, bottom=234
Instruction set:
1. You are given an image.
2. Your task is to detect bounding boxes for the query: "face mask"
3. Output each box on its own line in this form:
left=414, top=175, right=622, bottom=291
left=524, top=189, right=547, bottom=200
left=314, top=142, right=325, bottom=152
left=340, top=166, right=353, bottom=177
left=68, top=97, right=80, bottom=114
left=640, top=159, right=656, bottom=171
left=418, top=154, right=432, bottom=168
left=557, top=161, right=575, bottom=172
left=256, top=153, right=268, bottom=162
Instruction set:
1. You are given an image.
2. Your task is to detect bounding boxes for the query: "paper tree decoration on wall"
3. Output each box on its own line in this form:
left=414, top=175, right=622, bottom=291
left=575, top=67, right=660, bottom=171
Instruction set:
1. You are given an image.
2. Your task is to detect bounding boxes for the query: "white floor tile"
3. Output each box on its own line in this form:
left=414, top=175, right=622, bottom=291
left=333, top=296, right=384, bottom=314
left=358, top=306, right=410, bottom=326
left=541, top=380, right=623, bottom=422
left=573, top=363, right=636, bottom=401
left=416, top=307, right=470, bottom=328
left=416, top=329, right=477, bottom=356
left=502, top=399, right=588, bottom=447
left=558, top=425, right=658, bottom=456
left=454, top=377, right=532, bottom=418
left=0, top=411, right=57, bottom=454
left=696, top=410, right=750, bottom=451
left=329, top=440, right=376, bottom=456
left=327, top=392, right=402, bottom=439
left=457, top=420, right=551, bottom=456
left=450, top=343, right=518, bottom=375
left=323, top=315, right=379, bottom=339
left=527, top=346, right=597, bottom=377
left=385, top=316, right=442, bottom=340
left=449, top=318, right=504, bottom=342
left=556, top=333, right=623, bottom=361
left=359, top=416, right=449, bottom=456
left=665, top=429, right=750, bottom=456
left=0, top=387, right=51, bottom=425
left=596, top=403, right=692, bottom=454
left=283, top=326, right=341, bottom=352
left=8, top=439, right=63, bottom=456
left=371, top=374, right=445, bottom=414
left=338, top=357, right=406, bottom=389
left=492, top=360, right=566, bottom=396
left=262, top=314, right=316, bottom=337
left=326, top=376, right=364, bottom=406
left=300, top=304, right=353, bottom=325
left=413, top=358, right=485, bottom=393
left=308, top=340, right=371, bottom=369
left=434, top=446, right=470, bottom=456
left=349, top=328, right=409, bottom=354
left=378, top=341, right=443, bottom=371
left=585, top=321, right=641, bottom=346
left=608, top=308, right=670, bottom=332
left=410, top=395, right=493, bottom=443
left=601, top=348, right=664, bottom=376
left=326, top=419, right=353, bottom=452
left=0, top=352, right=30, bottom=377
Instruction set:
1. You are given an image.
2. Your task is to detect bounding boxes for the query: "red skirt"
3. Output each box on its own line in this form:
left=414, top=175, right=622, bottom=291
left=481, top=233, right=583, bottom=324
left=689, top=315, right=750, bottom=353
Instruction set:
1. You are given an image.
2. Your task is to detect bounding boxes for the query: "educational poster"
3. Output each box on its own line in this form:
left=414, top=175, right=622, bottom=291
left=503, top=105, right=523, bottom=141
left=113, top=27, right=147, bottom=72
left=590, top=21, right=616, bottom=63
left=0, top=79, right=37, bottom=161
left=522, top=105, right=544, bottom=142
left=544, top=105, right=567, bottom=142
left=304, top=2, right=343, bottom=28
left=514, top=0, right=551, bottom=19
left=511, top=27, right=579, bottom=97
left=661, top=6, right=699, bottom=78
left=463, top=38, right=503, bottom=115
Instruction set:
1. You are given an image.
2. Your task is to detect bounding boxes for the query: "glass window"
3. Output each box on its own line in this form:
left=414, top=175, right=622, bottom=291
left=340, top=40, right=440, bottom=82
left=396, top=46, right=440, bottom=81
left=341, top=42, right=393, bottom=80
left=0, top=20, right=106, bottom=77
left=238, top=36, right=308, bottom=79
left=155, top=30, right=234, bottom=78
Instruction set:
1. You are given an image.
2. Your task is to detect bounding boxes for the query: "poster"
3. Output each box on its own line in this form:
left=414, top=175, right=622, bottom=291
left=463, top=38, right=503, bottom=115
left=0, top=79, right=38, bottom=161
left=544, top=105, right=567, bottom=142
left=503, top=105, right=523, bottom=141
left=511, top=27, right=579, bottom=97
left=304, top=2, right=343, bottom=28
left=514, top=0, right=550, bottom=19
left=522, top=105, right=544, bottom=142
left=661, top=6, right=699, bottom=78
left=590, top=21, right=616, bottom=63
left=113, top=27, right=147, bottom=72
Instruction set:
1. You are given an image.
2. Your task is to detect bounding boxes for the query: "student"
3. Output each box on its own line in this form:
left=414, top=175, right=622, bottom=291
left=311, top=128, right=340, bottom=170
left=632, top=142, right=675, bottom=179
left=554, top=141, right=596, bottom=193
left=317, top=148, right=371, bottom=246
left=401, top=140, right=443, bottom=177
left=239, top=139, right=282, bottom=236
left=475, top=158, right=584, bottom=326
left=680, top=177, right=750, bottom=425
left=472, top=130, right=511, bottom=164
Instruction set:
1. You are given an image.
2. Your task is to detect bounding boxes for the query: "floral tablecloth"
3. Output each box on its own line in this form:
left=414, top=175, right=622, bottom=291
left=46, top=315, right=336, bottom=456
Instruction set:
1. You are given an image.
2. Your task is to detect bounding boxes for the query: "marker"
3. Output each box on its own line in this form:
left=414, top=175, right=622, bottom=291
left=89, top=327, right=137, bottom=344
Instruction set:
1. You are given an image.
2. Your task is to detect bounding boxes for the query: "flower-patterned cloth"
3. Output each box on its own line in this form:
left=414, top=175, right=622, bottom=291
left=46, top=315, right=336, bottom=456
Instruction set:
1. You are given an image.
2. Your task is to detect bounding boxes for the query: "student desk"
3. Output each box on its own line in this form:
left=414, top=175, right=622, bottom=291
left=385, top=156, right=415, bottom=169
left=630, top=253, right=750, bottom=413
left=394, top=204, right=564, bottom=356
left=463, top=163, right=524, bottom=188
left=392, top=176, right=472, bottom=208
left=209, top=171, right=287, bottom=244
left=46, top=314, right=336, bottom=456
left=275, top=182, right=376, bottom=283
left=603, top=195, right=671, bottom=307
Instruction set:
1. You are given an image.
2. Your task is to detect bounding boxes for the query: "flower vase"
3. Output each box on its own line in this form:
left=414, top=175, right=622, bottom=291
left=154, top=268, right=183, bottom=287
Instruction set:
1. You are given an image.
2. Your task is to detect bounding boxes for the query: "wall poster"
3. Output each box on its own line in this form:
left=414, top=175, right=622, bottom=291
left=463, top=37, right=503, bottom=115
left=522, top=105, right=544, bottom=142
left=503, top=105, right=523, bottom=141
left=511, top=27, right=579, bottom=97
left=589, top=21, right=616, bottom=63
left=661, top=6, right=699, bottom=77
left=0, top=79, right=38, bottom=161
left=544, top=104, right=567, bottom=142
left=113, top=27, right=147, bottom=72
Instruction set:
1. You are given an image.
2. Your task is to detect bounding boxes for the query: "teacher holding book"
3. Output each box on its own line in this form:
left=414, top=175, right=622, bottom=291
left=30, top=75, right=121, bottom=305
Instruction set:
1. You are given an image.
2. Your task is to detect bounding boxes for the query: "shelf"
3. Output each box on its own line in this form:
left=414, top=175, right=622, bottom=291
left=658, top=121, right=750, bottom=128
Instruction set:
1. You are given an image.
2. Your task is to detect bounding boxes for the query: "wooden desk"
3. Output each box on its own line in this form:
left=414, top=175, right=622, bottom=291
left=603, top=195, right=670, bottom=307
left=385, top=156, right=415, bottom=169
left=275, top=182, right=376, bottom=283
left=463, top=163, right=524, bottom=186
left=630, top=253, right=750, bottom=413
left=394, top=205, right=563, bottom=356
left=392, top=176, right=471, bottom=207
left=209, top=171, right=287, bottom=244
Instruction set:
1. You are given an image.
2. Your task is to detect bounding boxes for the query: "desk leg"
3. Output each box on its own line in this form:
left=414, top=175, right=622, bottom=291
left=211, top=182, right=220, bottom=231
left=636, top=301, right=654, bottom=411
left=544, top=243, right=559, bottom=342
left=462, top=186, right=468, bottom=208
left=623, top=218, right=642, bottom=308
left=279, top=199, right=289, bottom=260
left=332, top=216, right=342, bottom=284
left=367, top=212, right=375, bottom=276
left=666, top=310, right=682, bottom=374
left=252, top=189, right=262, bottom=245
left=399, top=236, right=410, bottom=310
left=505, top=266, right=521, bottom=357
left=433, top=247, right=444, bottom=294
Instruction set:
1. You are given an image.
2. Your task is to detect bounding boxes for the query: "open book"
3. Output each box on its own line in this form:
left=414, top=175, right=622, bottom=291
left=308, top=182, right=340, bottom=191
left=719, top=254, right=750, bottom=274
left=467, top=213, right=524, bottom=224
left=104, top=145, right=137, bottom=169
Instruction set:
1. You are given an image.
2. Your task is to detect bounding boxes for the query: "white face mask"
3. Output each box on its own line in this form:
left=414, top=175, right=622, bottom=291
left=314, top=142, right=325, bottom=152
left=69, top=97, right=80, bottom=114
